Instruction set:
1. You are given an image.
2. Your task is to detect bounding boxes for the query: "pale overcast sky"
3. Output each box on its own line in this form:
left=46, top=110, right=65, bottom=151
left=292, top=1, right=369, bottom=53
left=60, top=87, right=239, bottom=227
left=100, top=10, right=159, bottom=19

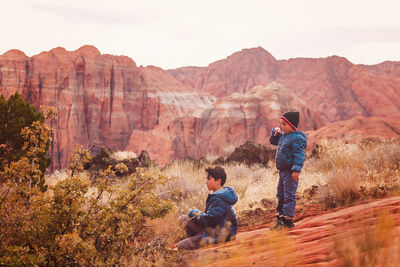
left=1, top=0, right=400, bottom=69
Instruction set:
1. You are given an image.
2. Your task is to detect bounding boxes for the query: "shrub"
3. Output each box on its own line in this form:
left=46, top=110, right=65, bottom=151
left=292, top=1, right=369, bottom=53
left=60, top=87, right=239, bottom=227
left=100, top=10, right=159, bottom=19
left=0, top=93, right=50, bottom=181
left=0, top=109, right=173, bottom=266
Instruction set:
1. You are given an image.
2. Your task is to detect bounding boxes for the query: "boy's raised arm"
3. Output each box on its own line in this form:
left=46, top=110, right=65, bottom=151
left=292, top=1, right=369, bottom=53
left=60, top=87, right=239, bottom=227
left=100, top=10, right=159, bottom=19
left=269, top=127, right=281, bottom=145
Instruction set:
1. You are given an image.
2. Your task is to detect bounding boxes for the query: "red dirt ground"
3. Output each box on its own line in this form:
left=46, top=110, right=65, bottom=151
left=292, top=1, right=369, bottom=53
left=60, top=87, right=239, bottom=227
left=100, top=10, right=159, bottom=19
left=189, top=196, right=400, bottom=266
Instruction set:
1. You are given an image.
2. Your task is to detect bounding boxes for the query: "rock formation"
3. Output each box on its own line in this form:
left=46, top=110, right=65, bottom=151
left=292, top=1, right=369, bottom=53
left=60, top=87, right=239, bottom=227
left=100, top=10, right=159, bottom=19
left=216, top=139, right=276, bottom=166
left=169, top=47, right=279, bottom=97
left=1, top=45, right=400, bottom=167
left=276, top=56, right=400, bottom=122
left=169, top=48, right=400, bottom=122
left=126, top=83, right=326, bottom=164
left=0, top=46, right=214, bottom=169
left=306, top=116, right=400, bottom=151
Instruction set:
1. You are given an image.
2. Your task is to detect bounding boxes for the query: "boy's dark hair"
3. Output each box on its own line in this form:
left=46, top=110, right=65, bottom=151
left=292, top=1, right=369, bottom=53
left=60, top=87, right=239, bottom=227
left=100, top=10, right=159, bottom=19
left=205, top=166, right=227, bottom=186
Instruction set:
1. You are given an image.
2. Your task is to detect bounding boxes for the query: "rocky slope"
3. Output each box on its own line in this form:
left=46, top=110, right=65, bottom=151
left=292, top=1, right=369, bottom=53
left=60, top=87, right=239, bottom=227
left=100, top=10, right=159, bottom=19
left=193, top=196, right=400, bottom=266
left=306, top=116, right=400, bottom=151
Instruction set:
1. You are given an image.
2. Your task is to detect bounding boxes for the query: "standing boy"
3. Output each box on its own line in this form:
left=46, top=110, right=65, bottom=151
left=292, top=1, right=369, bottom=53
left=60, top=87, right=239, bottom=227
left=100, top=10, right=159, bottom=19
left=269, top=111, right=307, bottom=229
left=177, top=166, right=238, bottom=250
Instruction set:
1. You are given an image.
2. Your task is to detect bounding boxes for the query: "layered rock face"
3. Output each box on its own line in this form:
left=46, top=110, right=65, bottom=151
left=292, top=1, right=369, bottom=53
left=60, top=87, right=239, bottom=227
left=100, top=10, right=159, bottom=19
left=169, top=48, right=400, bottom=122
left=126, top=83, right=326, bottom=163
left=1, top=45, right=400, bottom=167
left=276, top=57, right=400, bottom=122
left=0, top=46, right=214, bottom=169
left=306, top=116, right=400, bottom=151
left=366, top=61, right=400, bottom=77
left=170, top=47, right=279, bottom=97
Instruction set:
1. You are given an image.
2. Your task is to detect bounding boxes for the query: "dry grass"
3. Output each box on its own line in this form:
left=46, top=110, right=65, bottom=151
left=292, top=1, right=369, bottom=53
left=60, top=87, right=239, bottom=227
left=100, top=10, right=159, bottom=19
left=333, top=211, right=400, bottom=267
left=137, top=138, right=400, bottom=257
left=42, top=138, right=400, bottom=265
left=44, top=170, right=100, bottom=200
left=193, top=229, right=297, bottom=266
left=308, top=138, right=400, bottom=208
left=44, top=138, right=400, bottom=225
left=151, top=159, right=328, bottom=214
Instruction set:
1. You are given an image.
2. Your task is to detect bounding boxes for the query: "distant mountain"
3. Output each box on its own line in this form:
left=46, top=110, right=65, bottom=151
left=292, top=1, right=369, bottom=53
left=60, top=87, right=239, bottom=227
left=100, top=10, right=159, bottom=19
left=169, top=47, right=279, bottom=97
left=1, top=45, right=399, bottom=167
left=306, top=116, right=400, bottom=151
left=169, top=47, right=400, bottom=122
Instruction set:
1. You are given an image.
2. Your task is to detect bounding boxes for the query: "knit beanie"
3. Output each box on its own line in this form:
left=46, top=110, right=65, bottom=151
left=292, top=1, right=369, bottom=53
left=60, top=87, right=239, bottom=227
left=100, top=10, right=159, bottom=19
left=281, top=111, right=300, bottom=131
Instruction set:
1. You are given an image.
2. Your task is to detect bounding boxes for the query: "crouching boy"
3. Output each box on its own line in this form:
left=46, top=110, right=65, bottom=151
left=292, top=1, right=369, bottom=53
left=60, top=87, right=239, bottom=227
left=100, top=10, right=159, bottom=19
left=177, top=166, right=238, bottom=250
left=269, top=111, right=307, bottom=229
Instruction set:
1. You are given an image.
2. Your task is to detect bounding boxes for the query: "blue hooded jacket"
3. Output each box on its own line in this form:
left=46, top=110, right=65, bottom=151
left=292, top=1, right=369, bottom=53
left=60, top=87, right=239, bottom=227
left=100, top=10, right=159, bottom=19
left=269, top=129, right=307, bottom=172
left=189, top=187, right=238, bottom=240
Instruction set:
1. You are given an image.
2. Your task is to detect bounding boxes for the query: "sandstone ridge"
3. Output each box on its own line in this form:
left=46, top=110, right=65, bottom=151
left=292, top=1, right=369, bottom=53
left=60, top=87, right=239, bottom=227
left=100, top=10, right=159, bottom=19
left=169, top=48, right=400, bottom=122
left=0, top=46, right=213, bottom=169
left=1, top=45, right=400, bottom=167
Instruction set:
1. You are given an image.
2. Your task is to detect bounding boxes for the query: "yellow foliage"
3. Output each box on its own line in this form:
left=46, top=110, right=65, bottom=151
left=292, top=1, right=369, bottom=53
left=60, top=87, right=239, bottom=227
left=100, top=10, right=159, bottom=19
left=0, top=111, right=173, bottom=266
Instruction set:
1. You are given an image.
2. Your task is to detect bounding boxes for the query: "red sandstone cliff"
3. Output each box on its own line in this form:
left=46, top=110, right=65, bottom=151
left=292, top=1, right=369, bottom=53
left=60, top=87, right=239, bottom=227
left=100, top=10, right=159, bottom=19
left=169, top=47, right=279, bottom=97
left=126, top=83, right=326, bottom=164
left=169, top=48, right=400, bottom=122
left=365, top=61, right=400, bottom=77
left=276, top=57, right=400, bottom=122
left=306, top=116, right=400, bottom=151
left=0, top=46, right=214, bottom=169
left=1, top=45, right=400, bottom=167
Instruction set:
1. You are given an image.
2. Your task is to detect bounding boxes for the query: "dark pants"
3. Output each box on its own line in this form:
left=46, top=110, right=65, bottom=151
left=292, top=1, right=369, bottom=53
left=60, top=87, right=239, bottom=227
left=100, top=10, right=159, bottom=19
left=177, top=215, right=203, bottom=250
left=276, top=170, right=299, bottom=218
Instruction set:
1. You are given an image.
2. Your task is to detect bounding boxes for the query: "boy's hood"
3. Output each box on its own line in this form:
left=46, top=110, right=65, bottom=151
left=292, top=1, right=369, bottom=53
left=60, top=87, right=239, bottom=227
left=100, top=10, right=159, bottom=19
left=211, top=187, right=238, bottom=205
left=295, top=131, right=307, bottom=140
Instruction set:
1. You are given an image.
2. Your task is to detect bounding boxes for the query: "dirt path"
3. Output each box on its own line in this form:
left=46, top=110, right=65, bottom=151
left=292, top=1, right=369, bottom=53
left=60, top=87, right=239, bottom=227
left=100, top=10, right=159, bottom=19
left=191, top=196, right=400, bottom=266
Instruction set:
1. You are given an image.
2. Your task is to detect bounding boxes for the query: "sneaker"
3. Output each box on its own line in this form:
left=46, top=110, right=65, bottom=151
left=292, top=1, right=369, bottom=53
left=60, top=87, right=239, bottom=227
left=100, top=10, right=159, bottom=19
left=270, top=215, right=284, bottom=230
left=282, top=216, right=295, bottom=229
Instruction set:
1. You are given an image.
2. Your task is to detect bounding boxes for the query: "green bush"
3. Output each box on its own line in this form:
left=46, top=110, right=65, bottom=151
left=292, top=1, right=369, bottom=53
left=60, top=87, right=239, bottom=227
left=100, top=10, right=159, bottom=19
left=0, top=93, right=50, bottom=191
left=0, top=108, right=173, bottom=266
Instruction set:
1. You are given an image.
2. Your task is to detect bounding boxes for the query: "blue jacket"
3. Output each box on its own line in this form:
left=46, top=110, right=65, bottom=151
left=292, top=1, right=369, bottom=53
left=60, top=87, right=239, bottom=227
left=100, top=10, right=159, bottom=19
left=189, top=187, right=238, bottom=241
left=269, top=129, right=307, bottom=172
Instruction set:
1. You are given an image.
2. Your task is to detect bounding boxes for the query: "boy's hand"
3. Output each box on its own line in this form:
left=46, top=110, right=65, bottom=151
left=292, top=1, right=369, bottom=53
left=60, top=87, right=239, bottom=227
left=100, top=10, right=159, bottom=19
left=274, top=127, right=282, bottom=136
left=188, top=209, right=201, bottom=219
left=292, top=171, right=299, bottom=181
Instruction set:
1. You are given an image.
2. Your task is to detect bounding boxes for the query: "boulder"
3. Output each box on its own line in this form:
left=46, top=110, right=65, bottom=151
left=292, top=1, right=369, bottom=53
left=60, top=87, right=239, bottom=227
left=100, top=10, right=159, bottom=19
left=215, top=139, right=276, bottom=166
left=86, top=147, right=139, bottom=176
